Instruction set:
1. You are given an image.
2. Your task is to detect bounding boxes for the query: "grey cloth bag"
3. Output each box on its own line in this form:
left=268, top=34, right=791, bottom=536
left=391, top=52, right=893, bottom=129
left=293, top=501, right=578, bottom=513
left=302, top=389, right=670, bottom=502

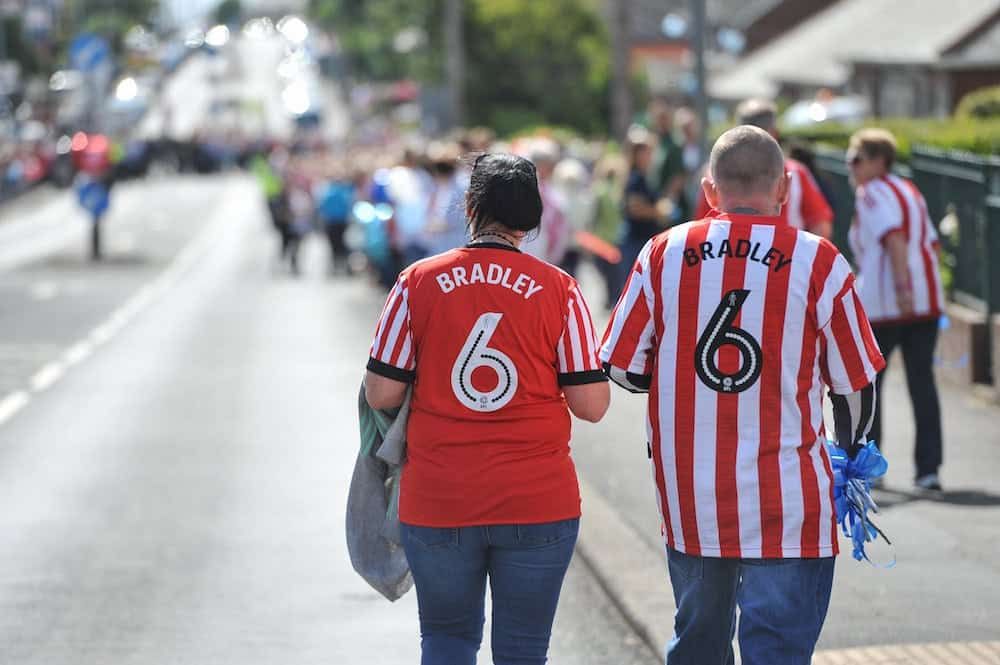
left=345, top=383, right=412, bottom=601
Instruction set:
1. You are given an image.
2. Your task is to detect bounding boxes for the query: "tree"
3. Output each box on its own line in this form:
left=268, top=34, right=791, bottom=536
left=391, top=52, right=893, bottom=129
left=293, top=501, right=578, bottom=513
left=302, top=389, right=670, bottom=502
left=464, top=0, right=610, bottom=136
left=308, top=0, right=612, bottom=136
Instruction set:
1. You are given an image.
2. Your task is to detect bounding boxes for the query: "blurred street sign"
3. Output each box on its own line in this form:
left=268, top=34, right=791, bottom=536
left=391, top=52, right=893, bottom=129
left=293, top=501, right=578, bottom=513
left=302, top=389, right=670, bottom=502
left=69, top=33, right=111, bottom=73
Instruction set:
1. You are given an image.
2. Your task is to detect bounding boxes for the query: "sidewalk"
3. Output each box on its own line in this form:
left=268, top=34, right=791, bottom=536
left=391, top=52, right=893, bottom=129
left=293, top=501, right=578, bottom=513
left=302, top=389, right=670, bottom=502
left=571, top=261, right=1000, bottom=662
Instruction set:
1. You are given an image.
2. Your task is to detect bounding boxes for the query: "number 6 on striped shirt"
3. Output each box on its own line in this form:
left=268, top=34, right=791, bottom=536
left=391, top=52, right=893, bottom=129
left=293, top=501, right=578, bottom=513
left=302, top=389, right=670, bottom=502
left=695, top=289, right=763, bottom=394
left=451, top=313, right=519, bottom=412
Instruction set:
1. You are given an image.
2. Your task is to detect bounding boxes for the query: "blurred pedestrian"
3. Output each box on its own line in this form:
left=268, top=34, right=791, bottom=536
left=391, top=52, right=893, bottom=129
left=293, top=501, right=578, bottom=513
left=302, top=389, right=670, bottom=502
left=364, top=153, right=609, bottom=665
left=788, top=142, right=836, bottom=216
left=316, top=166, right=356, bottom=276
left=847, top=128, right=946, bottom=491
left=424, top=142, right=468, bottom=256
left=521, top=139, right=570, bottom=266
left=616, top=125, right=664, bottom=296
left=552, top=155, right=594, bottom=277
left=695, top=99, right=834, bottom=239
left=590, top=153, right=627, bottom=309
left=601, top=126, right=884, bottom=665
left=648, top=98, right=688, bottom=224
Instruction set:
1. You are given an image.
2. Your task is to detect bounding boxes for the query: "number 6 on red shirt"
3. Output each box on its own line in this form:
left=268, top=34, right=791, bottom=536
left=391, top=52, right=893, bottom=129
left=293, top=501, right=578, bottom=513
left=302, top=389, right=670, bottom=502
left=451, top=312, right=519, bottom=412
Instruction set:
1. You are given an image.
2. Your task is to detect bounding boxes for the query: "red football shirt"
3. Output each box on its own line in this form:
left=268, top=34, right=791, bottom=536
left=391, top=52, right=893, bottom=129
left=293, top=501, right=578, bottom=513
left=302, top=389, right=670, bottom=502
left=368, top=243, right=605, bottom=527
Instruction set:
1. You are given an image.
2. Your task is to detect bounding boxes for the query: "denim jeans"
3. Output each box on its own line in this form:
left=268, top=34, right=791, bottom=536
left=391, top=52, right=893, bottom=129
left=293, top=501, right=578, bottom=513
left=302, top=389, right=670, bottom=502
left=400, top=519, right=579, bottom=665
left=665, top=549, right=835, bottom=665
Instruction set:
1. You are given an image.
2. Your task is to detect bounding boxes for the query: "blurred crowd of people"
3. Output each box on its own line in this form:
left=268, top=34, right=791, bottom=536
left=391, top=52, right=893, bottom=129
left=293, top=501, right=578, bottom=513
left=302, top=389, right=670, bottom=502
left=246, top=99, right=787, bottom=313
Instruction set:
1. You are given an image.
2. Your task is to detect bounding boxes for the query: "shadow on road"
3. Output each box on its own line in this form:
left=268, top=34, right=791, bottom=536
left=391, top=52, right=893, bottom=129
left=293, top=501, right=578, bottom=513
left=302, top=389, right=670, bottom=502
left=874, top=486, right=1000, bottom=509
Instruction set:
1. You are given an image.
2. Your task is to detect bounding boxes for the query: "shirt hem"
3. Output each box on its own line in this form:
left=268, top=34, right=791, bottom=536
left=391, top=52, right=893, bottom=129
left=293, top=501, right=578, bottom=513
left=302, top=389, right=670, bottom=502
left=399, top=509, right=582, bottom=529
left=668, top=544, right=837, bottom=559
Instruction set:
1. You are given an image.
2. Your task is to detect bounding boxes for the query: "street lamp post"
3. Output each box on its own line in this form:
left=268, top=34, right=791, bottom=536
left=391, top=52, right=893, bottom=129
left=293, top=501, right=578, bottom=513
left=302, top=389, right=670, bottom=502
left=689, top=0, right=708, bottom=157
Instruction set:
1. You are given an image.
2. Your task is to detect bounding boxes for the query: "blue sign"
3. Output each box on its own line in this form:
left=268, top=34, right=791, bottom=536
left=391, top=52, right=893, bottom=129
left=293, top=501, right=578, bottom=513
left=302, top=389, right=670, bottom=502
left=69, top=33, right=111, bottom=72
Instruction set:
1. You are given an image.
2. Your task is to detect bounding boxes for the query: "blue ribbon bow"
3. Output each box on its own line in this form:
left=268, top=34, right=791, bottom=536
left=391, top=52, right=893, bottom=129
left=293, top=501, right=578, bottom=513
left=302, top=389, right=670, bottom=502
left=825, top=441, right=894, bottom=566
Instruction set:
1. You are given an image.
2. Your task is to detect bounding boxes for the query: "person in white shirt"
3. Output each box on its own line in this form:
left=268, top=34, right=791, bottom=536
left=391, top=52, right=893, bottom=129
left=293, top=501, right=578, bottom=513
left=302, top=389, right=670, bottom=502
left=847, top=128, right=945, bottom=491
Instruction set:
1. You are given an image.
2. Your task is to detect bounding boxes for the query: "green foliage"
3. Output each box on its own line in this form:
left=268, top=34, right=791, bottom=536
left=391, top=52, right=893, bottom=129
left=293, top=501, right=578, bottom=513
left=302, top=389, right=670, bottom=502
left=780, top=118, right=1000, bottom=159
left=308, top=0, right=443, bottom=82
left=308, top=0, right=612, bottom=136
left=464, top=0, right=610, bottom=136
left=955, top=85, right=1000, bottom=120
left=214, top=0, right=243, bottom=25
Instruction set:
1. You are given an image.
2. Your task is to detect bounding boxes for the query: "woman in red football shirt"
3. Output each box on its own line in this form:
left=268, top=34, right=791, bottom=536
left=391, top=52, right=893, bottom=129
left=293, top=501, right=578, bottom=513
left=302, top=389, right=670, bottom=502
left=365, top=153, right=610, bottom=665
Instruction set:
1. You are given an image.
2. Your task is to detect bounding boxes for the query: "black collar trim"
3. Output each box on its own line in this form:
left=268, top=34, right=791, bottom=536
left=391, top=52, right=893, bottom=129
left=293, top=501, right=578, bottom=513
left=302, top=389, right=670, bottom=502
left=464, top=242, right=521, bottom=253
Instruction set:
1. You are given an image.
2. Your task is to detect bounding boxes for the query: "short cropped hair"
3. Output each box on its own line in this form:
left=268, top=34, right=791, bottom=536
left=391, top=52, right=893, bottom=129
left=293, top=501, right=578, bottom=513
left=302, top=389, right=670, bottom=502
left=709, top=125, right=785, bottom=197
left=849, top=128, right=897, bottom=170
left=736, top=98, right=778, bottom=131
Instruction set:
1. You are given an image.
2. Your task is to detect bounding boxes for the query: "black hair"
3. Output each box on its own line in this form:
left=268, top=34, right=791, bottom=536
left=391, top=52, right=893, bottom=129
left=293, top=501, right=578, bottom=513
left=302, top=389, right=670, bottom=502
left=466, top=153, right=543, bottom=234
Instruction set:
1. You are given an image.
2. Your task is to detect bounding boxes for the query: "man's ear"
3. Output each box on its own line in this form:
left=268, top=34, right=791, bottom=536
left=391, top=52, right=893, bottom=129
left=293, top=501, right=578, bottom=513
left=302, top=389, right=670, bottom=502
left=776, top=171, right=791, bottom=207
left=701, top=177, right=719, bottom=212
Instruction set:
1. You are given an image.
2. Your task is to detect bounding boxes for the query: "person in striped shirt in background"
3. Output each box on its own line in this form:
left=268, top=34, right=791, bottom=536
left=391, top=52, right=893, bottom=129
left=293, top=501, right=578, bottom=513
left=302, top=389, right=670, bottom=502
left=847, top=128, right=946, bottom=491
left=600, top=126, right=885, bottom=665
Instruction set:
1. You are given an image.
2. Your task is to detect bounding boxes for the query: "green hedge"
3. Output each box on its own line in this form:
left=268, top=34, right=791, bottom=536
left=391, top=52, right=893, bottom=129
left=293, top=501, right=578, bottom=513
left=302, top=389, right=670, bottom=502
left=779, top=119, right=1000, bottom=159
left=956, top=85, right=1000, bottom=120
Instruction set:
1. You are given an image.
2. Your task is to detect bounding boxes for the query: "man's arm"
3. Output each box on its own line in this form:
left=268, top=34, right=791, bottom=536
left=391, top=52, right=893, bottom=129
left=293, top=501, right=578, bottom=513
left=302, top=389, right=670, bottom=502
left=884, top=231, right=914, bottom=316
left=829, top=384, right=876, bottom=457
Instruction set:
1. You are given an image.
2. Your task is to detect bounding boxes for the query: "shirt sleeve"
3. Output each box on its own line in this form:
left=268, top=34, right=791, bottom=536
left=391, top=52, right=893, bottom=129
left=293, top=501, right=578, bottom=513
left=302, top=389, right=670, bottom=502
left=599, top=240, right=656, bottom=393
left=797, top=168, right=833, bottom=229
left=556, top=282, right=607, bottom=385
left=817, top=253, right=886, bottom=394
left=855, top=182, right=902, bottom=243
left=367, top=275, right=417, bottom=383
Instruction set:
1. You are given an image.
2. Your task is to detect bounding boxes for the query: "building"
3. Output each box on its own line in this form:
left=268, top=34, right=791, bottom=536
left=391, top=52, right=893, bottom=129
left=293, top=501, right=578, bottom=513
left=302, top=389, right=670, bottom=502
left=710, top=0, right=1000, bottom=117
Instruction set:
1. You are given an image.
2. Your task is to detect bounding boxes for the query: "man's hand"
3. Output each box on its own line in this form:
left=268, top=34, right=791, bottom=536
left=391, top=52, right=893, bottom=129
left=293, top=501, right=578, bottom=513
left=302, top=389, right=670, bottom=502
left=896, top=287, right=915, bottom=316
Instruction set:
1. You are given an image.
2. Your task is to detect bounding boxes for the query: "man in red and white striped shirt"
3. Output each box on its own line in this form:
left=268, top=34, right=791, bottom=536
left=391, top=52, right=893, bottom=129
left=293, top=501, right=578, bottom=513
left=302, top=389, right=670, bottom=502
left=847, top=128, right=945, bottom=491
left=601, top=126, right=885, bottom=665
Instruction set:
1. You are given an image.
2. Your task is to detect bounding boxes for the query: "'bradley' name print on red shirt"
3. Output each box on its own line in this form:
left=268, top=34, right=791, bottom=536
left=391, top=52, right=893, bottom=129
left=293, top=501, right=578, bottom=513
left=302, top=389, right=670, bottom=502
left=435, top=262, right=545, bottom=299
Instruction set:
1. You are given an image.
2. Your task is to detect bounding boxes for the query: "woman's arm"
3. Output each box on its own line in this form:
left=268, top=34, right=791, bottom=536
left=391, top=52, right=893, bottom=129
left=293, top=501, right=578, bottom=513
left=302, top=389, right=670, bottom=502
left=563, top=381, right=611, bottom=423
left=365, top=371, right=409, bottom=410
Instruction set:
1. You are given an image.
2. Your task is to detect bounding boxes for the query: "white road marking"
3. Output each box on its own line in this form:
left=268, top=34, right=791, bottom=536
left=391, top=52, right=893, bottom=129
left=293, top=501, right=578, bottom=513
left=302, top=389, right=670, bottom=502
left=63, top=341, right=94, bottom=366
left=0, top=391, right=30, bottom=426
left=29, top=362, right=66, bottom=392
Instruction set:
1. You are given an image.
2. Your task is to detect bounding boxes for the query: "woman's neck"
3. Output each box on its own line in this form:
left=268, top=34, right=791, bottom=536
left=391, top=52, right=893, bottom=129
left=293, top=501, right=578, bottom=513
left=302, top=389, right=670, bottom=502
left=470, top=226, right=523, bottom=249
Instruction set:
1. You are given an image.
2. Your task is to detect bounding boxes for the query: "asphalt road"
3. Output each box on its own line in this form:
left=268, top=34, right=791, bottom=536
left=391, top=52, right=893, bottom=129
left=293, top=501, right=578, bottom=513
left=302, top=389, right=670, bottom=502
left=0, top=175, right=654, bottom=665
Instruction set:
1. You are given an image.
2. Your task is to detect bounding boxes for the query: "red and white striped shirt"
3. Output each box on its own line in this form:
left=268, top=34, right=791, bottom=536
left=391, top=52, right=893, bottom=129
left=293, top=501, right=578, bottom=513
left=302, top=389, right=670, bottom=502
left=600, top=214, right=885, bottom=558
left=369, top=243, right=605, bottom=527
left=848, top=174, right=944, bottom=324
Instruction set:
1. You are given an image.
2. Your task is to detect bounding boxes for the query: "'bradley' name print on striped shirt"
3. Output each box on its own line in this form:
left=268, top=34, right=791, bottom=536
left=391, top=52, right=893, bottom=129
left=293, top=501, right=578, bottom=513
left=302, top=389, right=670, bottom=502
left=683, top=238, right=793, bottom=273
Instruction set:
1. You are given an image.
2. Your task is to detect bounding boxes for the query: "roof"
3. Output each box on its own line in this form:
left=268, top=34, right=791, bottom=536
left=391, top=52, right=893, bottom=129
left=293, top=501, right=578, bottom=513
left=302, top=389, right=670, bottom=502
left=626, top=0, right=783, bottom=44
left=709, top=0, right=1000, bottom=100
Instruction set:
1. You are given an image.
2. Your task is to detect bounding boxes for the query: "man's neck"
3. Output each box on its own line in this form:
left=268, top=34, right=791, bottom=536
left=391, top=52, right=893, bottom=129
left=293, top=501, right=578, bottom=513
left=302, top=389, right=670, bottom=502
left=719, top=200, right=780, bottom=216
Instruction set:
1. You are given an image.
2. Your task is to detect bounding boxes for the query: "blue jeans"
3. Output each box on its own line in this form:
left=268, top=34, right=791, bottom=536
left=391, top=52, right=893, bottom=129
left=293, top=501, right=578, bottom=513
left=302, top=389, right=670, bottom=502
left=400, top=519, right=579, bottom=665
left=666, top=549, right=835, bottom=665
